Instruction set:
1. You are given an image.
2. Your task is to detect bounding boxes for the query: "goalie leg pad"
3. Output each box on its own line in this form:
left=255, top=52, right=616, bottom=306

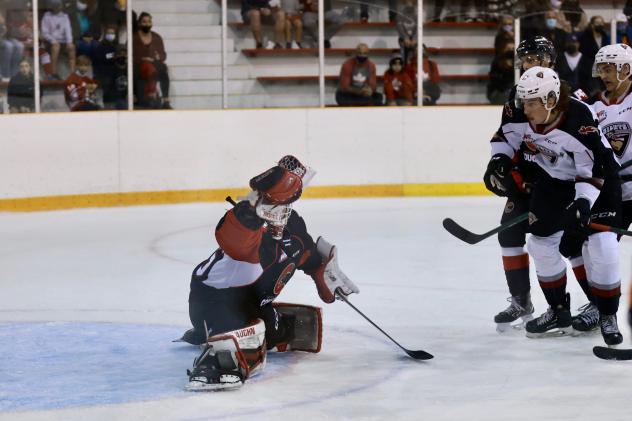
left=185, top=319, right=267, bottom=391
left=272, top=303, right=323, bottom=353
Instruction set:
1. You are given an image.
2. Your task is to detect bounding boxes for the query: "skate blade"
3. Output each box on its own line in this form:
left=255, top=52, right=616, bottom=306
left=526, top=326, right=574, bottom=338
left=184, top=379, right=243, bottom=392
left=496, top=315, right=534, bottom=333
left=570, top=327, right=600, bottom=337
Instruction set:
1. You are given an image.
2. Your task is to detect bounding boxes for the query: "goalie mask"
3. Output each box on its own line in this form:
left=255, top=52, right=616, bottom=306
left=249, top=156, right=316, bottom=240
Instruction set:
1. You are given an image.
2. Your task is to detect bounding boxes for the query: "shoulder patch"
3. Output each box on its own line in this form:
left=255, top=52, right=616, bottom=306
left=504, top=103, right=513, bottom=117
left=578, top=126, right=599, bottom=135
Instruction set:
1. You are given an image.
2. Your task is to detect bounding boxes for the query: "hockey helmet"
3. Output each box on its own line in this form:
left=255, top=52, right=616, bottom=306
left=593, top=43, right=632, bottom=80
left=515, top=66, right=561, bottom=113
left=516, top=36, right=557, bottom=67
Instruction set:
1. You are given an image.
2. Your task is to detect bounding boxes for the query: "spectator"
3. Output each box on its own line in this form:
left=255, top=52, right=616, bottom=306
left=98, top=0, right=126, bottom=42
left=555, top=33, right=596, bottom=94
left=360, top=0, right=398, bottom=23
left=41, top=0, right=76, bottom=78
left=241, top=0, right=286, bottom=49
left=540, top=9, right=568, bottom=54
left=0, top=11, right=24, bottom=81
left=494, top=15, right=514, bottom=55
left=383, top=54, right=414, bottom=106
left=74, top=0, right=103, bottom=59
left=578, top=16, right=609, bottom=59
left=560, top=0, right=587, bottom=33
left=301, top=0, right=345, bottom=49
left=64, top=54, right=100, bottom=111
left=397, top=0, right=417, bottom=64
left=487, top=0, right=520, bottom=21
left=419, top=45, right=441, bottom=105
left=520, top=0, right=549, bottom=40
left=7, top=59, right=35, bottom=113
left=102, top=45, right=127, bottom=109
left=92, top=25, right=117, bottom=95
left=282, top=0, right=303, bottom=49
left=133, top=12, right=171, bottom=109
left=335, top=43, right=383, bottom=106
left=487, top=42, right=515, bottom=104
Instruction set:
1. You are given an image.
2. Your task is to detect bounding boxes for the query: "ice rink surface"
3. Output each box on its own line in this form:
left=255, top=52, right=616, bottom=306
left=2, top=196, right=632, bottom=421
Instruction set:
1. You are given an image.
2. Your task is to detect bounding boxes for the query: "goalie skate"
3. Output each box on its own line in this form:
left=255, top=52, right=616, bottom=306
left=494, top=295, right=534, bottom=333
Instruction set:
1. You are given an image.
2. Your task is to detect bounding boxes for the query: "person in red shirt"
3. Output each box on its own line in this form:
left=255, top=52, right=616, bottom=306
left=335, top=43, right=383, bottom=106
left=405, top=46, right=441, bottom=105
left=64, top=54, right=100, bottom=111
left=383, top=55, right=414, bottom=106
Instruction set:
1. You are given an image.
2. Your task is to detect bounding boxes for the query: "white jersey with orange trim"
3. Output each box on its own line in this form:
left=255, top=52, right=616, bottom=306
left=587, top=85, right=632, bottom=201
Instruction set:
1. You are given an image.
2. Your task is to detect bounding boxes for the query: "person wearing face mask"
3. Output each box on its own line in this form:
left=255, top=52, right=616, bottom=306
left=335, top=43, right=382, bottom=106
left=133, top=12, right=171, bottom=109
left=487, top=42, right=516, bottom=105
left=74, top=0, right=102, bottom=61
left=554, top=33, right=594, bottom=94
left=541, top=10, right=568, bottom=56
left=92, top=25, right=119, bottom=107
left=41, top=0, right=76, bottom=78
left=578, top=15, right=610, bottom=59
left=383, top=55, right=414, bottom=106
left=64, top=54, right=101, bottom=111
left=7, top=59, right=35, bottom=113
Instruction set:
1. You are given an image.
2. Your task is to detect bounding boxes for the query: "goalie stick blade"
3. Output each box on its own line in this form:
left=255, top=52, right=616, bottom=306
left=593, top=346, right=632, bottom=361
left=442, top=218, right=485, bottom=244
left=406, top=350, right=434, bottom=360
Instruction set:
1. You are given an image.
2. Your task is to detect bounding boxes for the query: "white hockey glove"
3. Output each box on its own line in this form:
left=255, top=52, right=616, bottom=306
left=307, top=236, right=359, bottom=304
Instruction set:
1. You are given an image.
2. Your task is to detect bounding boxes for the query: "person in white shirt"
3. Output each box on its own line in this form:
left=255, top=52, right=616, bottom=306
left=41, top=0, right=75, bottom=78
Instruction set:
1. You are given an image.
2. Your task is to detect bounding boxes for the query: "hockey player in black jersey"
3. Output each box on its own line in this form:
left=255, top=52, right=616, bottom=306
left=180, top=156, right=359, bottom=391
left=488, top=66, right=623, bottom=345
left=484, top=37, right=596, bottom=333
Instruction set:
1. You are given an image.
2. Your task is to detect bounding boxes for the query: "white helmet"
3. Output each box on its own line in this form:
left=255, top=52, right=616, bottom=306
left=593, top=43, right=632, bottom=83
left=516, top=66, right=561, bottom=108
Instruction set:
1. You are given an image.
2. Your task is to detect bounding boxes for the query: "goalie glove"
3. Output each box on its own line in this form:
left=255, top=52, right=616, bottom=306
left=306, top=237, right=359, bottom=304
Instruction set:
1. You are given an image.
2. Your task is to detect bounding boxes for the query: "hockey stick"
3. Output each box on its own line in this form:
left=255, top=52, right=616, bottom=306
left=589, top=222, right=632, bottom=237
left=593, top=346, right=632, bottom=361
left=442, top=212, right=529, bottom=245
left=335, top=289, right=434, bottom=360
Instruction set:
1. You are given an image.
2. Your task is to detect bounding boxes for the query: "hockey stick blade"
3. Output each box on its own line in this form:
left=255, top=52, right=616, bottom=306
left=593, top=346, right=632, bottom=361
left=336, top=291, right=433, bottom=360
left=442, top=212, right=529, bottom=245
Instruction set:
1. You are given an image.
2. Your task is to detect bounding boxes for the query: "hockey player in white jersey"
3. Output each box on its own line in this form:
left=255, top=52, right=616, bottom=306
left=488, top=66, right=623, bottom=345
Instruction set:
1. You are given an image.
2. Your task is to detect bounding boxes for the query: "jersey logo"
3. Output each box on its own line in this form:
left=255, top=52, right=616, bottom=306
left=578, top=126, right=599, bottom=135
left=602, top=122, right=631, bottom=158
left=273, top=263, right=296, bottom=295
left=504, top=103, right=513, bottom=117
left=504, top=201, right=515, bottom=214
left=597, top=110, right=607, bottom=122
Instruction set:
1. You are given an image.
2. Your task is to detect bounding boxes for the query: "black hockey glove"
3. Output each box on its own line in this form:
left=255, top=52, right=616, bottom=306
left=483, top=154, right=517, bottom=197
left=563, top=198, right=591, bottom=231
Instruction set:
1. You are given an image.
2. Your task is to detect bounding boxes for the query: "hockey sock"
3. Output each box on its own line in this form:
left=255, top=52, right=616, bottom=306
left=538, top=273, right=568, bottom=307
left=571, top=262, right=594, bottom=303
left=502, top=253, right=530, bottom=298
left=590, top=285, right=621, bottom=316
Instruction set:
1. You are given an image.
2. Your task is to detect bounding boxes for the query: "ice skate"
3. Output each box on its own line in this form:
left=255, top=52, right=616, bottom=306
left=571, top=302, right=599, bottom=335
left=185, top=350, right=244, bottom=392
left=494, top=295, right=534, bottom=333
left=525, top=294, right=573, bottom=338
left=599, top=314, right=623, bottom=348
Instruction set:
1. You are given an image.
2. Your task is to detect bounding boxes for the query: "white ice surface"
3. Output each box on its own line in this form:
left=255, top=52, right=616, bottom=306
left=1, top=197, right=632, bottom=421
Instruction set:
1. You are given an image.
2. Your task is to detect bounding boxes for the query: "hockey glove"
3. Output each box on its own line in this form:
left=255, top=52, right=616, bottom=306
left=563, top=198, right=591, bottom=231
left=306, top=237, right=359, bottom=304
left=483, top=154, right=517, bottom=197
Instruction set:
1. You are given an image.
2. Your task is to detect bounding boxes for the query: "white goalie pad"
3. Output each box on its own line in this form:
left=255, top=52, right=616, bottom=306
left=273, top=303, right=323, bottom=353
left=185, top=319, right=267, bottom=392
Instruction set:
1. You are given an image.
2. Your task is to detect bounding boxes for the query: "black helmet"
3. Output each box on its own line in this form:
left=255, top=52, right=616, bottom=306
left=516, top=36, right=557, bottom=66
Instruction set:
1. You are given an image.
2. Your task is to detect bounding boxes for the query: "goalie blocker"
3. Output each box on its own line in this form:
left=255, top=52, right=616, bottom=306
left=186, top=303, right=323, bottom=391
